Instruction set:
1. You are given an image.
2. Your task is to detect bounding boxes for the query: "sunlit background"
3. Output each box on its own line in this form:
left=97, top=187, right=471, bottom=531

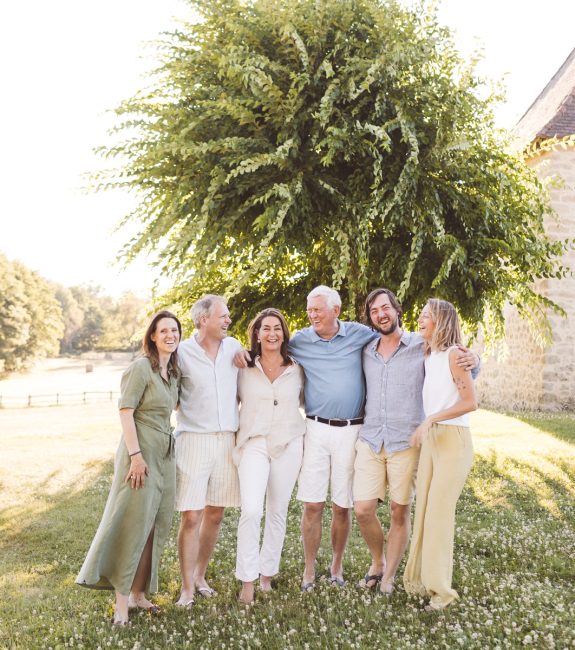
left=0, top=0, right=573, bottom=295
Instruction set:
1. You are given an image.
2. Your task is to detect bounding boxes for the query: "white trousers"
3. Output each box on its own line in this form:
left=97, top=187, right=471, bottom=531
left=235, top=435, right=303, bottom=582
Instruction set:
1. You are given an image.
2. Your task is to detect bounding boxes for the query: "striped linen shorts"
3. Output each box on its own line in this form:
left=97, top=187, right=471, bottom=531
left=175, top=431, right=240, bottom=510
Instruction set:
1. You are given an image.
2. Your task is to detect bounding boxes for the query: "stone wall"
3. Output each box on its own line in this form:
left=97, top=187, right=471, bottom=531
left=477, top=148, right=575, bottom=411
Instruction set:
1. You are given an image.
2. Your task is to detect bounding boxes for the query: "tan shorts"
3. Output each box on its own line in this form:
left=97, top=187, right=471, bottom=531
left=175, top=431, right=240, bottom=510
left=296, top=418, right=361, bottom=508
left=353, top=440, right=420, bottom=505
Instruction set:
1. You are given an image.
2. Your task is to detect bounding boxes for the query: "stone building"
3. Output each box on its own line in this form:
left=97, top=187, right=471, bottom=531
left=477, top=48, right=575, bottom=411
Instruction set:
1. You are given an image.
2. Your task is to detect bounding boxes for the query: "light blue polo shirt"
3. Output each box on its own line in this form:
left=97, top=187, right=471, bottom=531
left=288, top=321, right=378, bottom=420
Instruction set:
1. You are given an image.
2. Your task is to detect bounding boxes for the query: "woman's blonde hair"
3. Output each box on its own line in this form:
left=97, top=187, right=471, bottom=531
left=425, top=298, right=462, bottom=353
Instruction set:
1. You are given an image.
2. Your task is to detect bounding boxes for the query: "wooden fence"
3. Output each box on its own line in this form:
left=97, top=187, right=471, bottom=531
left=0, top=391, right=120, bottom=408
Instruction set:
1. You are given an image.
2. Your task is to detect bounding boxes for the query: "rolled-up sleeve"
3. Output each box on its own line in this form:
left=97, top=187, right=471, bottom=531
left=118, top=360, right=148, bottom=410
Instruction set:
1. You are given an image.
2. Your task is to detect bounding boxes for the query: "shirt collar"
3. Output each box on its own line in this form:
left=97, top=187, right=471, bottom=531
left=399, top=329, right=412, bottom=346
left=253, top=356, right=297, bottom=375
left=368, top=328, right=412, bottom=355
left=309, top=319, right=346, bottom=342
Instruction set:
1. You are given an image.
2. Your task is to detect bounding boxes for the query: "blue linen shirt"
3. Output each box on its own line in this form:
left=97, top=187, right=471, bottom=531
left=288, top=321, right=378, bottom=420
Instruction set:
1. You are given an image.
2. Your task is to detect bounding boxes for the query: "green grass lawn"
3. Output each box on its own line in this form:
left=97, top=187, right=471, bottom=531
left=0, top=406, right=573, bottom=649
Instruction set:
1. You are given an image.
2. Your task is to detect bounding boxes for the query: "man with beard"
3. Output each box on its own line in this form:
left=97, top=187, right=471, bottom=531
left=353, top=288, right=479, bottom=595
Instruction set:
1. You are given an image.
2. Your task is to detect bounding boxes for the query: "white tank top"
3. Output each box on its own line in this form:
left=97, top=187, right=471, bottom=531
left=422, top=347, right=469, bottom=427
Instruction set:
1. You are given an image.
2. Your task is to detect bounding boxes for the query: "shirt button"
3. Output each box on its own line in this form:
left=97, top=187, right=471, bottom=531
left=274, top=400, right=278, bottom=406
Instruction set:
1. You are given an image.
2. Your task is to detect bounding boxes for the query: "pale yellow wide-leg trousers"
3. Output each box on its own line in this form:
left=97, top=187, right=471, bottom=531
left=403, top=423, right=473, bottom=609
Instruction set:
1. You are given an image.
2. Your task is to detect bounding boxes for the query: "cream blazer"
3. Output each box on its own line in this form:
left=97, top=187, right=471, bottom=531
left=234, top=358, right=305, bottom=464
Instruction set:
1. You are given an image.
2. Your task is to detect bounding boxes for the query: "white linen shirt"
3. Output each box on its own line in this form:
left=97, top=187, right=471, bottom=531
left=174, top=335, right=242, bottom=437
left=234, top=359, right=305, bottom=461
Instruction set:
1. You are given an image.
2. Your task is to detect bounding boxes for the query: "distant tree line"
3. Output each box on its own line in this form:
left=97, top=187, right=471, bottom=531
left=0, top=253, right=150, bottom=374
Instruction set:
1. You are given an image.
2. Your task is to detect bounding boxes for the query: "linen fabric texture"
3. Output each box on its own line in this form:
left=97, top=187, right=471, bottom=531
left=175, top=431, right=240, bottom=509
left=174, top=334, right=243, bottom=509
left=353, top=439, right=420, bottom=505
left=288, top=321, right=377, bottom=420
left=296, top=418, right=361, bottom=508
left=359, top=331, right=426, bottom=454
left=234, top=361, right=305, bottom=581
left=235, top=435, right=303, bottom=581
left=76, top=357, right=179, bottom=595
left=174, top=335, right=242, bottom=437
left=233, top=359, right=305, bottom=463
left=403, top=423, right=473, bottom=608
left=404, top=347, right=475, bottom=609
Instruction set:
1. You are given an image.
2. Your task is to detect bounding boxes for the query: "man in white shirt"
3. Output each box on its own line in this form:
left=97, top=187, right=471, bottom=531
left=174, top=295, right=242, bottom=607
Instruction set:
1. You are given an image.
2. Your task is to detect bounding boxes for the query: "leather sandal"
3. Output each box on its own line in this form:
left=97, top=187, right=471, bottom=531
left=175, top=598, right=195, bottom=609
left=358, top=573, right=383, bottom=589
left=197, top=586, right=217, bottom=598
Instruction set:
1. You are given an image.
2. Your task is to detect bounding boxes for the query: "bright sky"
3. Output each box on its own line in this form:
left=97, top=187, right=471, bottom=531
left=0, top=0, right=573, bottom=296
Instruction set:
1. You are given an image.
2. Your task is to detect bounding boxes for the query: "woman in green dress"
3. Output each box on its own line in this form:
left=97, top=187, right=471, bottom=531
left=76, top=310, right=181, bottom=625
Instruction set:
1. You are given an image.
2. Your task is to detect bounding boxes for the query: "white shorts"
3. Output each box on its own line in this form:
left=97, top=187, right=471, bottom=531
left=175, top=431, right=240, bottom=511
left=296, top=419, right=361, bottom=508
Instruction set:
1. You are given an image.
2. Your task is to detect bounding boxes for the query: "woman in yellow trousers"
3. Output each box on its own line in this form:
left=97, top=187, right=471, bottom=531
left=403, top=299, right=477, bottom=611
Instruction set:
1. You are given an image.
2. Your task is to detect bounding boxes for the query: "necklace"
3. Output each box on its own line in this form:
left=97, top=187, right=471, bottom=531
left=260, top=355, right=282, bottom=372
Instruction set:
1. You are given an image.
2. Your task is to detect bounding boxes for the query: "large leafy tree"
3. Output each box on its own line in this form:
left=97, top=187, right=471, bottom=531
left=0, top=254, right=65, bottom=373
left=99, top=0, right=568, bottom=338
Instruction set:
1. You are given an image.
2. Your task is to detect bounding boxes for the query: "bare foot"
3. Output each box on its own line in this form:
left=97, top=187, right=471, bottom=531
left=239, top=581, right=254, bottom=604
left=112, top=615, right=129, bottom=626
left=128, top=594, right=160, bottom=611
left=114, top=592, right=129, bottom=625
left=259, top=576, right=272, bottom=592
left=380, top=578, right=395, bottom=595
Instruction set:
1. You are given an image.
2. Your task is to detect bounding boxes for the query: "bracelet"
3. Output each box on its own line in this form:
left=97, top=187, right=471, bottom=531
left=129, top=450, right=142, bottom=457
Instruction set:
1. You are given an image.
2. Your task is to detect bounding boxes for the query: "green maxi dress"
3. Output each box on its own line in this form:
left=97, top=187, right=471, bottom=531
left=76, top=357, right=179, bottom=595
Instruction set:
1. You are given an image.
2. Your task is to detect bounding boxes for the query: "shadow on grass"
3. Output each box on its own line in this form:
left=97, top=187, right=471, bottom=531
left=508, top=411, right=575, bottom=445
left=459, top=451, right=574, bottom=584
left=1, top=442, right=574, bottom=649
left=0, top=459, right=115, bottom=572
left=467, top=451, right=574, bottom=518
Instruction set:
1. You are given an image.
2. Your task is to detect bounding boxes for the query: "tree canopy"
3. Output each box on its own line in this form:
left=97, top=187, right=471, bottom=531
left=99, top=0, right=569, bottom=339
left=0, top=254, right=150, bottom=374
left=0, top=254, right=64, bottom=373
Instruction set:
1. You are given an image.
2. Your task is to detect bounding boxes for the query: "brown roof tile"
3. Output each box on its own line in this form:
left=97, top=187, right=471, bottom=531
left=514, top=48, right=575, bottom=146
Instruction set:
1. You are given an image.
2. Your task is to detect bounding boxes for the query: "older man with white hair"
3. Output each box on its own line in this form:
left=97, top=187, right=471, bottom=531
left=235, top=285, right=374, bottom=588
left=236, top=285, right=478, bottom=591
left=288, top=285, right=379, bottom=590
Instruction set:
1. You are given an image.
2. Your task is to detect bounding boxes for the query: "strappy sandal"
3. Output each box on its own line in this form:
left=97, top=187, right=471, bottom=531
left=197, top=586, right=217, bottom=598
left=358, top=573, right=383, bottom=589
left=175, top=598, right=195, bottom=609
